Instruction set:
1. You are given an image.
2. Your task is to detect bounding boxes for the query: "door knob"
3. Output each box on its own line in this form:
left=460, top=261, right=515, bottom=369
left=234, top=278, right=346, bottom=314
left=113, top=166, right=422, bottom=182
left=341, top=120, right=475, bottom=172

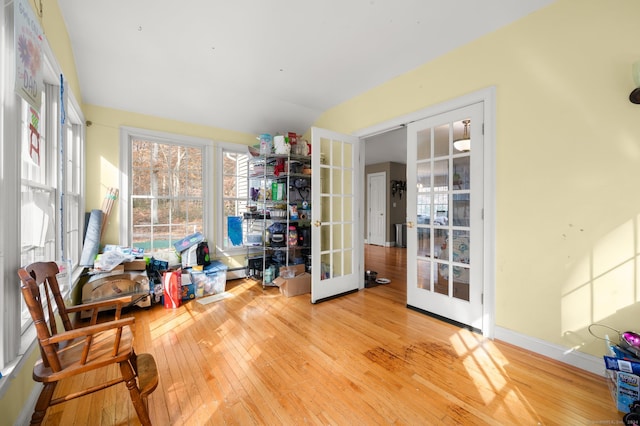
left=407, top=221, right=415, bottom=228
left=314, top=220, right=321, bottom=227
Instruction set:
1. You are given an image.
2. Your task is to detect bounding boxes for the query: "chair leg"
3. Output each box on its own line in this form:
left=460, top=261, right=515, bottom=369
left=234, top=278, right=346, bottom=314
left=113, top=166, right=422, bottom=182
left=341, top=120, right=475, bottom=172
left=119, top=360, right=152, bottom=426
left=30, top=382, right=57, bottom=426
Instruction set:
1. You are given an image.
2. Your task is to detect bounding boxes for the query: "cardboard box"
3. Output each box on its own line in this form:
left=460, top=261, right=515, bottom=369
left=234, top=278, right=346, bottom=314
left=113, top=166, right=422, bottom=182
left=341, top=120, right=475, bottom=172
left=181, top=273, right=195, bottom=301
left=273, top=264, right=310, bottom=297
left=123, top=259, right=147, bottom=271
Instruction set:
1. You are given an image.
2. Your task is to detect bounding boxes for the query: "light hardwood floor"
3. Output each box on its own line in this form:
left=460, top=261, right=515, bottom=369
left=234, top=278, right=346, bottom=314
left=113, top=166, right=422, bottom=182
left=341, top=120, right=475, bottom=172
left=37, top=245, right=620, bottom=425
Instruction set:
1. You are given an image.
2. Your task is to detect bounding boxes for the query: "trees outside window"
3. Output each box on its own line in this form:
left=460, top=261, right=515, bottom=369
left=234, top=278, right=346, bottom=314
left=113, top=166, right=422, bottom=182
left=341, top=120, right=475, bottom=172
left=130, top=138, right=205, bottom=251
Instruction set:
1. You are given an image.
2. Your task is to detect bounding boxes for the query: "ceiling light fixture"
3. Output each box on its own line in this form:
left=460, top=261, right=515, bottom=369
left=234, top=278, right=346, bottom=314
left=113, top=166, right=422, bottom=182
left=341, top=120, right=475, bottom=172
left=630, top=60, right=640, bottom=104
left=454, top=119, right=471, bottom=152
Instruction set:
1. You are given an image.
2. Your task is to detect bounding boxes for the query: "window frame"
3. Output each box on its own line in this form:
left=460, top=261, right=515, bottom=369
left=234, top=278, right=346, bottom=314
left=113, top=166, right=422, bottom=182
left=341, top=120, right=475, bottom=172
left=1, top=22, right=85, bottom=380
left=217, top=142, right=250, bottom=256
left=119, top=127, right=214, bottom=250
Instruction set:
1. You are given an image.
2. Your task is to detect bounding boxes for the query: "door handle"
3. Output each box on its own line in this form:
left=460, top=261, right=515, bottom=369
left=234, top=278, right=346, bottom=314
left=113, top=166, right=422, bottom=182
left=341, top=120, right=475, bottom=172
left=314, top=220, right=322, bottom=227
left=407, top=221, right=415, bottom=228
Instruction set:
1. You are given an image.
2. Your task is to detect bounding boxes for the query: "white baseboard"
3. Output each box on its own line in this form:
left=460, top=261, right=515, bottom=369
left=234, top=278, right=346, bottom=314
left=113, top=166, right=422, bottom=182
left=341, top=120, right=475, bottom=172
left=226, top=268, right=246, bottom=280
left=16, top=383, right=40, bottom=426
left=495, top=326, right=604, bottom=376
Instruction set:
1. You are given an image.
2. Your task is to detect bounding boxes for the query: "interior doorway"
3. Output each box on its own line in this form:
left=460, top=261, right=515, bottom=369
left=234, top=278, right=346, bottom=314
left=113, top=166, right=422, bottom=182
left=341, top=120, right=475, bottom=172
left=357, top=87, right=496, bottom=338
left=363, top=127, right=408, bottom=286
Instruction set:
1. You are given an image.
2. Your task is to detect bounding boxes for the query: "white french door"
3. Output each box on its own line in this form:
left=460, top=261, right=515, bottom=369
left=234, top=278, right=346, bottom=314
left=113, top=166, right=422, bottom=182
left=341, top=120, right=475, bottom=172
left=406, top=103, right=484, bottom=331
left=311, top=127, right=360, bottom=303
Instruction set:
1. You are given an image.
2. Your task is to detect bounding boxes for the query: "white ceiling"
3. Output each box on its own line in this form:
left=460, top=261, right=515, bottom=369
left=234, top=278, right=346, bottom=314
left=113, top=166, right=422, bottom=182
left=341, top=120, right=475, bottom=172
left=57, top=0, right=554, bottom=137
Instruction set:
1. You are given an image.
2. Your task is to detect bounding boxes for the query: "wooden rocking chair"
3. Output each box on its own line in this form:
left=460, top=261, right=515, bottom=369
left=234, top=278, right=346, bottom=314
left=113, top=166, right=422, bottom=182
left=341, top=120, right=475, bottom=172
left=18, top=262, right=159, bottom=425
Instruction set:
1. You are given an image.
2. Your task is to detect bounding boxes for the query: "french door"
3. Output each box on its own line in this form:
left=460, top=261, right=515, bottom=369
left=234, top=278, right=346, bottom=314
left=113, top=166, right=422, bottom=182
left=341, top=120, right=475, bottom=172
left=406, top=103, right=484, bottom=331
left=311, top=127, right=360, bottom=303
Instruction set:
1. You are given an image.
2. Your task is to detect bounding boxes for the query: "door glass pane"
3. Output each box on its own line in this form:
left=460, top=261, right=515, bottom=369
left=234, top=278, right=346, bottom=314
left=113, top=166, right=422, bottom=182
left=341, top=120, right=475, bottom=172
left=344, top=143, right=352, bottom=169
left=332, top=169, right=342, bottom=193
left=321, top=167, right=330, bottom=193
left=332, top=252, right=343, bottom=278
left=454, top=118, right=472, bottom=153
left=321, top=195, right=331, bottom=222
left=343, top=169, right=353, bottom=195
left=343, top=197, right=352, bottom=222
left=332, top=197, right=342, bottom=222
left=434, top=124, right=450, bottom=157
left=417, top=128, right=432, bottom=160
left=344, top=250, right=353, bottom=275
left=321, top=225, right=330, bottom=251
left=332, top=140, right=343, bottom=167
left=333, top=224, right=343, bottom=250
left=321, top=253, right=331, bottom=279
left=417, top=258, right=433, bottom=290
left=433, top=160, right=449, bottom=191
left=453, top=156, right=470, bottom=190
left=418, top=227, right=431, bottom=257
left=452, top=230, right=470, bottom=265
left=417, top=162, right=431, bottom=192
left=344, top=223, right=353, bottom=249
left=453, top=269, right=470, bottom=301
left=321, top=137, right=331, bottom=158
left=452, top=195, right=470, bottom=226
left=436, top=263, right=449, bottom=295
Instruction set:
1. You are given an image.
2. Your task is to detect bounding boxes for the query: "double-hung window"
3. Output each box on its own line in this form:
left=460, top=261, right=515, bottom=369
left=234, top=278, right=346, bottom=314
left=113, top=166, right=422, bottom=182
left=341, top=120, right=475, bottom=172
left=120, top=128, right=214, bottom=251
left=1, top=19, right=85, bottom=372
left=218, top=143, right=249, bottom=253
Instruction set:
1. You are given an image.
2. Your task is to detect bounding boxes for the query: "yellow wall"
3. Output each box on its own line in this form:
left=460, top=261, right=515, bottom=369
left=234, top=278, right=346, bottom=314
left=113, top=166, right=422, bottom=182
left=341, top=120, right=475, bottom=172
left=39, top=0, right=82, bottom=104
left=313, top=0, right=640, bottom=356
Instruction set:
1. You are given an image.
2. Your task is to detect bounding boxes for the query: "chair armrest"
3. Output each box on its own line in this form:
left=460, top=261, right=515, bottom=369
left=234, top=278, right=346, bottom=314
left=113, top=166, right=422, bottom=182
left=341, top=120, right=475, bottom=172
left=65, top=296, right=134, bottom=313
left=45, top=317, right=135, bottom=345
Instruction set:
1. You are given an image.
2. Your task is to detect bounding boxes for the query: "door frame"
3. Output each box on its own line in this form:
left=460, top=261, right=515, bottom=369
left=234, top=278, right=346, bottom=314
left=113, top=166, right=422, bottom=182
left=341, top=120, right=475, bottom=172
left=354, top=87, right=496, bottom=338
left=367, top=171, right=386, bottom=246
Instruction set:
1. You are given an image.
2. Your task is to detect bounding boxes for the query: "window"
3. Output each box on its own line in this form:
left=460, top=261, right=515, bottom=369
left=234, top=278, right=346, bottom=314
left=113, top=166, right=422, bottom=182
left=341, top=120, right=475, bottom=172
left=120, top=128, right=213, bottom=251
left=62, top=122, right=84, bottom=266
left=1, top=31, right=85, bottom=371
left=219, top=144, right=248, bottom=252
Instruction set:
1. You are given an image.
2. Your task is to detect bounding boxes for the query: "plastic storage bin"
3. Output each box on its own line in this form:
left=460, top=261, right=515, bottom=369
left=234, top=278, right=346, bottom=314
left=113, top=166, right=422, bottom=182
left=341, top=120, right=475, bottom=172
left=189, top=260, right=228, bottom=296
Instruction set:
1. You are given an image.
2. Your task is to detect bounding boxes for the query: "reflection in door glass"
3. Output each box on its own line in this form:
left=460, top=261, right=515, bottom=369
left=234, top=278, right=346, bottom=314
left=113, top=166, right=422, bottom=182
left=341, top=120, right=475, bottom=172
left=321, top=252, right=331, bottom=279
left=417, top=162, right=431, bottom=191
left=433, top=160, right=449, bottom=192
left=417, top=227, right=431, bottom=258
left=434, top=124, right=450, bottom=157
left=452, top=195, right=470, bottom=226
left=451, top=230, right=470, bottom=265
left=453, top=267, right=470, bottom=301
left=417, top=258, right=433, bottom=291
left=452, top=156, right=470, bottom=191
left=436, top=263, right=449, bottom=296
left=417, top=128, right=432, bottom=160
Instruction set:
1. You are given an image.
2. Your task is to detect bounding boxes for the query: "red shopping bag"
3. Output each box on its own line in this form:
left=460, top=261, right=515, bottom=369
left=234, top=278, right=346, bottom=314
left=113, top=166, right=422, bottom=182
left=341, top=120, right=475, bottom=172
left=163, top=270, right=182, bottom=309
